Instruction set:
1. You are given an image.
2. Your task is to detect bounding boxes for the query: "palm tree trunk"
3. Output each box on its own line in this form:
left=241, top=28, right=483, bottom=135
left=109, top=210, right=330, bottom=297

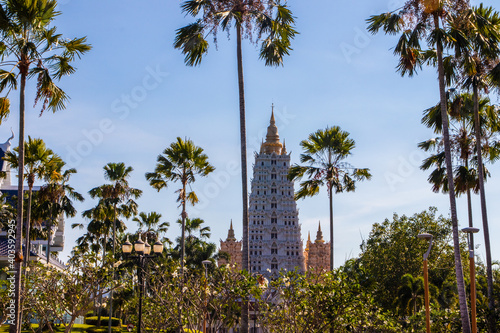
left=108, top=203, right=117, bottom=333
left=472, top=83, right=496, bottom=333
left=236, top=22, right=250, bottom=333
left=46, top=218, right=52, bottom=264
left=12, top=71, right=27, bottom=333
left=178, top=178, right=187, bottom=333
left=24, top=185, right=33, bottom=265
left=329, top=185, right=334, bottom=271
left=433, top=13, right=471, bottom=333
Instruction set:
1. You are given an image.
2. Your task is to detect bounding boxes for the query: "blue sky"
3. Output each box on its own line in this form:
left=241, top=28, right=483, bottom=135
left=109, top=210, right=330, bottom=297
left=1, top=0, right=499, bottom=267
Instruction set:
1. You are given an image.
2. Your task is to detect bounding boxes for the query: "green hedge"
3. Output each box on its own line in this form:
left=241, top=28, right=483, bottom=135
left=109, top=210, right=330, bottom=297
left=86, top=327, right=122, bottom=333
left=84, top=317, right=122, bottom=327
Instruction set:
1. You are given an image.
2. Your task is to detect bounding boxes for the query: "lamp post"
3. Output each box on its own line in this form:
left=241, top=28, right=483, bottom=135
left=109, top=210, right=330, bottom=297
left=418, top=233, right=433, bottom=333
left=202, top=260, right=211, bottom=333
left=122, top=233, right=164, bottom=333
left=462, top=227, right=479, bottom=333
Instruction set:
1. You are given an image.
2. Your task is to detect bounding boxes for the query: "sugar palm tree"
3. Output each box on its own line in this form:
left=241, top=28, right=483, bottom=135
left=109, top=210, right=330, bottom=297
left=367, top=1, right=473, bottom=329
left=146, top=138, right=214, bottom=333
left=177, top=217, right=211, bottom=240
left=0, top=1, right=90, bottom=329
left=38, top=166, right=83, bottom=262
left=89, top=162, right=141, bottom=333
left=419, top=93, right=498, bottom=233
left=133, top=211, right=170, bottom=243
left=146, top=137, right=214, bottom=274
left=3, top=137, right=61, bottom=263
left=288, top=126, right=371, bottom=270
left=175, top=4, right=296, bottom=328
left=452, top=7, right=500, bottom=328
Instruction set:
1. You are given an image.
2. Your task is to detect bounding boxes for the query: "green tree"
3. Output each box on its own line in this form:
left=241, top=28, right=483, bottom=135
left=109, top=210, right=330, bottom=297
left=88, top=162, right=141, bottom=332
left=175, top=3, right=297, bottom=330
left=288, top=126, right=371, bottom=270
left=38, top=166, right=83, bottom=263
left=358, top=207, right=465, bottom=319
left=3, top=137, right=61, bottom=263
left=452, top=7, right=500, bottom=328
left=133, top=211, right=170, bottom=244
left=177, top=216, right=210, bottom=240
left=0, top=1, right=90, bottom=329
left=419, top=93, right=499, bottom=234
left=146, top=137, right=214, bottom=275
left=146, top=137, right=214, bottom=333
left=367, top=1, right=473, bottom=329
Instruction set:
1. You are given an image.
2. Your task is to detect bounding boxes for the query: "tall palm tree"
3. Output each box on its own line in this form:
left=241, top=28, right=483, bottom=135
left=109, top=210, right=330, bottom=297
left=3, top=137, right=61, bottom=263
left=288, top=126, right=371, bottom=270
left=419, top=93, right=499, bottom=234
left=146, top=137, right=214, bottom=333
left=452, top=7, right=500, bottom=329
left=146, top=137, right=214, bottom=273
left=0, top=1, right=90, bottom=330
left=89, top=162, right=141, bottom=333
left=175, top=4, right=296, bottom=328
left=367, top=1, right=473, bottom=329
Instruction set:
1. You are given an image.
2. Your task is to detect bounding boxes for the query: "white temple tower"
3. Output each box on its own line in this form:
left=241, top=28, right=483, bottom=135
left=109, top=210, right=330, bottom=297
left=248, top=108, right=305, bottom=277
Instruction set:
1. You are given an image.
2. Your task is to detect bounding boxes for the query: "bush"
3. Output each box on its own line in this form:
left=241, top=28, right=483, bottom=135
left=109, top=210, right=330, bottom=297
left=85, top=311, right=94, bottom=317
left=84, top=316, right=122, bottom=327
left=86, top=327, right=122, bottom=333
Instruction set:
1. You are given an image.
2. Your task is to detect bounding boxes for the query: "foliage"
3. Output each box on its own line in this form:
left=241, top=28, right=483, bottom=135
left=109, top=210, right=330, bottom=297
left=357, top=207, right=466, bottom=314
left=22, top=255, right=111, bottom=333
left=144, top=261, right=258, bottom=332
left=256, top=269, right=401, bottom=332
left=175, top=0, right=297, bottom=68
left=84, top=317, right=121, bottom=327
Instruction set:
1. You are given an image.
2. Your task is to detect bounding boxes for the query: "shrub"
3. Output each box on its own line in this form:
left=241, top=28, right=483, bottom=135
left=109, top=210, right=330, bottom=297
left=86, top=327, right=122, bottom=333
left=84, top=316, right=122, bottom=327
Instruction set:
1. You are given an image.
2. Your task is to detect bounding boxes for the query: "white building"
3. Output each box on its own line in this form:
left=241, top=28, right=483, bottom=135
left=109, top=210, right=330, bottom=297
left=248, top=109, right=305, bottom=277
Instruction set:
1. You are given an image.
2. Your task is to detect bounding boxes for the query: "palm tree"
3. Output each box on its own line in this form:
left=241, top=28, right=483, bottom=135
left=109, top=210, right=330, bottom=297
left=175, top=4, right=296, bottom=328
left=367, top=1, right=473, bottom=329
left=89, top=162, right=141, bottom=333
left=452, top=7, right=500, bottom=329
left=38, top=166, right=83, bottom=262
left=146, top=137, right=214, bottom=273
left=419, top=93, right=499, bottom=234
left=133, top=211, right=170, bottom=243
left=0, top=1, right=90, bottom=330
left=146, top=137, right=213, bottom=333
left=288, top=126, right=371, bottom=270
left=3, top=137, right=61, bottom=264
left=177, top=217, right=211, bottom=240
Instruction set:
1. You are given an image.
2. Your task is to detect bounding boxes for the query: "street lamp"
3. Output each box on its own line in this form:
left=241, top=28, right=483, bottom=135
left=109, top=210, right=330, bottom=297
left=202, top=260, right=211, bottom=333
left=122, top=233, right=164, bottom=333
left=418, top=233, right=433, bottom=333
left=462, top=227, right=480, bottom=333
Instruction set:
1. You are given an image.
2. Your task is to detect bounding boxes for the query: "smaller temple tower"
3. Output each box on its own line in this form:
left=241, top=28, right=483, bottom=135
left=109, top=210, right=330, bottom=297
left=218, top=220, right=242, bottom=269
left=304, top=222, right=330, bottom=271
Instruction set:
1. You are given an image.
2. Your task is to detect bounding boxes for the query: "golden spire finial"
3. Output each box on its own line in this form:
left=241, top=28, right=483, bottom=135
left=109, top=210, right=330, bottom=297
left=315, top=221, right=325, bottom=244
left=227, top=219, right=236, bottom=241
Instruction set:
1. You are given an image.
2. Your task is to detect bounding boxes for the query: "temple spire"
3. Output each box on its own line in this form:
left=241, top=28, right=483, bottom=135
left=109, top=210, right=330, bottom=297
left=262, top=105, right=283, bottom=154
left=227, top=219, right=236, bottom=241
left=315, top=221, right=325, bottom=244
